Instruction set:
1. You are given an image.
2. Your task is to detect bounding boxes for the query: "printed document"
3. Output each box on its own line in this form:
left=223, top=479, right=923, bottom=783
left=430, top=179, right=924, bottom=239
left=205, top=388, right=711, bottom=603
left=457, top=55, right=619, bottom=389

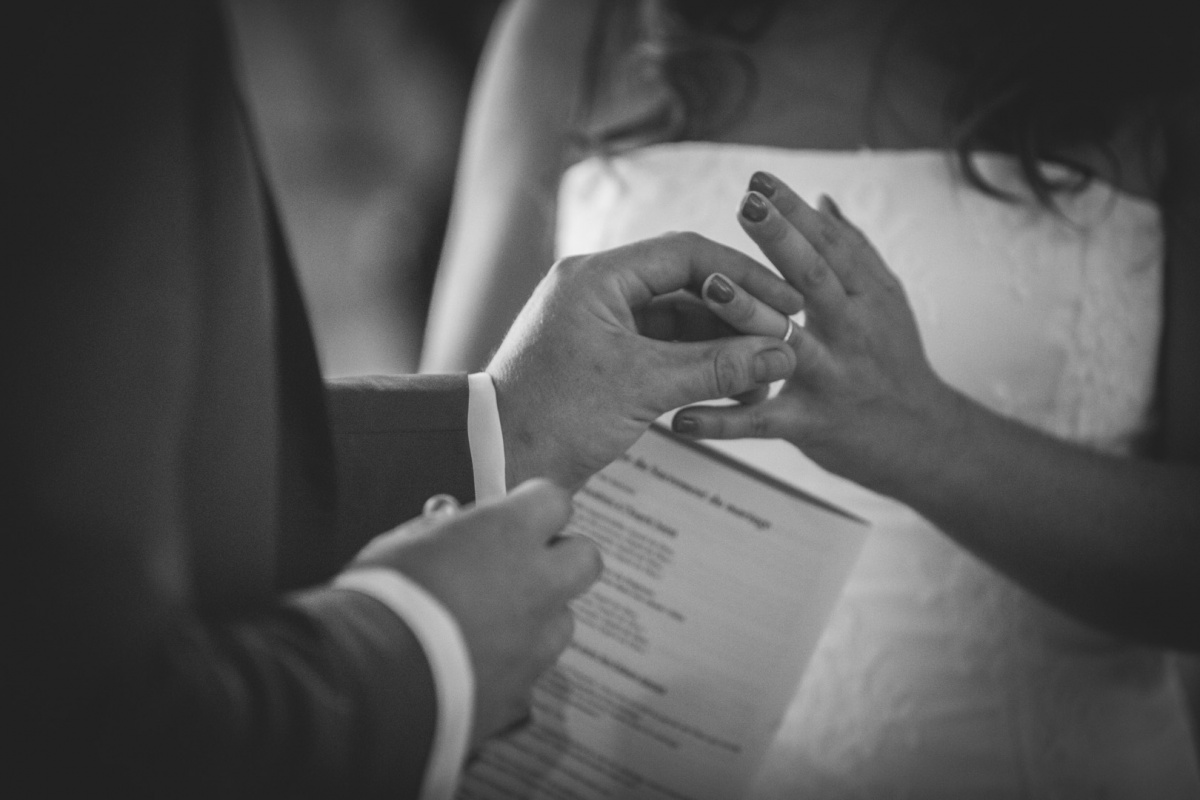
left=459, top=426, right=868, bottom=799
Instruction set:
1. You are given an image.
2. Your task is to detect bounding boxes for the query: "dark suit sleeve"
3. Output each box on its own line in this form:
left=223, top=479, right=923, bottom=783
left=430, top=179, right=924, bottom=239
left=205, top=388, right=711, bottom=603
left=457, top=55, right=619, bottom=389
left=7, top=3, right=466, bottom=797
left=327, top=374, right=478, bottom=561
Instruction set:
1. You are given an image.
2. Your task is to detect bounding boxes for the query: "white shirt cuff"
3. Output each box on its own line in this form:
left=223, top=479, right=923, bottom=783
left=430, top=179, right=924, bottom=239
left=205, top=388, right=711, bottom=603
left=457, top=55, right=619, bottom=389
left=467, top=372, right=507, bottom=501
left=333, top=568, right=474, bottom=800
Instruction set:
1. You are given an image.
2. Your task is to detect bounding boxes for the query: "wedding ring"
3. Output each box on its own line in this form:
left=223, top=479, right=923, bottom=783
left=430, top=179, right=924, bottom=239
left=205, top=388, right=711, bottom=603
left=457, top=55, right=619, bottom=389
left=781, top=317, right=797, bottom=345
left=422, top=493, right=461, bottom=519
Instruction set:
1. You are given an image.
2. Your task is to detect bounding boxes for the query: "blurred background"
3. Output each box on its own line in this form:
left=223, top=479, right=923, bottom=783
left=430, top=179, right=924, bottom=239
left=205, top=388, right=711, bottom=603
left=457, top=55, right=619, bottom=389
left=228, top=0, right=1200, bottom=762
left=229, top=0, right=503, bottom=377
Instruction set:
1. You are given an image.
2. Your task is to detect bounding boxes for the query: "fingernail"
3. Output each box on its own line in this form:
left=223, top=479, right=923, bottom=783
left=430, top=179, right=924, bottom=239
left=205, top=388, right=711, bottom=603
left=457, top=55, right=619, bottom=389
left=753, top=348, right=791, bottom=382
left=749, top=171, right=777, bottom=197
left=741, top=192, right=769, bottom=223
left=673, top=415, right=698, bottom=434
left=704, top=273, right=736, bottom=304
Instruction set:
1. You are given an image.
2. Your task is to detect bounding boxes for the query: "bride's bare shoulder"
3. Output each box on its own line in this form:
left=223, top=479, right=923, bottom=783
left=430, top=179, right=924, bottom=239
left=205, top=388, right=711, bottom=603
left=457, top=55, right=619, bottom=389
left=487, top=0, right=602, bottom=72
left=453, top=0, right=632, bottom=191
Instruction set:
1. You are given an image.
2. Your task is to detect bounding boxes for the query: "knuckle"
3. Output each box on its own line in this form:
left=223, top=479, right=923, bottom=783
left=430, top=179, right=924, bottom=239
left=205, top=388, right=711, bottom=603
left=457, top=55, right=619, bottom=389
left=659, top=230, right=700, bottom=250
left=812, top=218, right=841, bottom=250
left=546, top=255, right=586, bottom=285
left=517, top=478, right=574, bottom=526
left=541, top=484, right=575, bottom=525
left=798, top=260, right=830, bottom=289
left=711, top=347, right=751, bottom=396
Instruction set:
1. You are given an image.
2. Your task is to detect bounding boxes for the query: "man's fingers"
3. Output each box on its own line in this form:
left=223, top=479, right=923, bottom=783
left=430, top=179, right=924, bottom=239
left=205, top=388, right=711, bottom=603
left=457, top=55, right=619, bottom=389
left=696, top=272, right=802, bottom=406
left=536, top=609, right=578, bottom=666
left=546, top=533, right=604, bottom=597
left=648, top=336, right=796, bottom=410
left=738, top=191, right=849, bottom=315
left=613, top=232, right=805, bottom=314
left=498, top=479, right=574, bottom=546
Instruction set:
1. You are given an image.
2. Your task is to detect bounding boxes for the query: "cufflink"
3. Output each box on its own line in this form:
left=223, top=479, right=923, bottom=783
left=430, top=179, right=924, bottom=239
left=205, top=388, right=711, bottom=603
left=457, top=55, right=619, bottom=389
left=423, top=493, right=461, bottom=520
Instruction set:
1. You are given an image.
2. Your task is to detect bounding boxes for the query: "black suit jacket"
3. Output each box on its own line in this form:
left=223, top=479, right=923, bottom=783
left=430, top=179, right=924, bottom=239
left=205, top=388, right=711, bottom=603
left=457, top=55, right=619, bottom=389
left=8, top=2, right=474, bottom=796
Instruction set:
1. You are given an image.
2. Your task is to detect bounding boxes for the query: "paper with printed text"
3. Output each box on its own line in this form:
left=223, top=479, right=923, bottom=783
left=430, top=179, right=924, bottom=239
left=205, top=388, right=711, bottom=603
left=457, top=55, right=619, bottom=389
left=459, top=426, right=868, bottom=800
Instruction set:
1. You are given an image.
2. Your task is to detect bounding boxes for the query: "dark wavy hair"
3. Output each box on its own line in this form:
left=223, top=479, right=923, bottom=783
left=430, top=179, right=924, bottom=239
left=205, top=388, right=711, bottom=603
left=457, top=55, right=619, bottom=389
left=581, top=0, right=1198, bottom=206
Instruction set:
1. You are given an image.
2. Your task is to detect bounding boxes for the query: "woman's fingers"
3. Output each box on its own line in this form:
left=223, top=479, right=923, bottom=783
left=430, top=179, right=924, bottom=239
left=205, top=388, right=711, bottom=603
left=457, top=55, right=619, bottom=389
left=671, top=397, right=795, bottom=440
left=816, top=194, right=904, bottom=290
left=749, top=171, right=894, bottom=291
left=701, top=273, right=797, bottom=341
left=738, top=191, right=848, bottom=316
left=672, top=270, right=835, bottom=439
left=608, top=232, right=806, bottom=315
left=699, top=271, right=830, bottom=376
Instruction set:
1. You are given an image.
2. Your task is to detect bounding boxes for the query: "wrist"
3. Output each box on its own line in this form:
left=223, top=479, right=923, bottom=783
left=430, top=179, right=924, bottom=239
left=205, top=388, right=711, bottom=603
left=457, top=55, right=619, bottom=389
left=881, top=380, right=982, bottom=508
left=488, top=367, right=555, bottom=490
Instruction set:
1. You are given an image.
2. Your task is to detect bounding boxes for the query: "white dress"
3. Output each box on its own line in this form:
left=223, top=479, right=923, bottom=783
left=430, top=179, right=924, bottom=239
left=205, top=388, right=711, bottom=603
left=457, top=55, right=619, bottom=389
left=556, top=143, right=1200, bottom=798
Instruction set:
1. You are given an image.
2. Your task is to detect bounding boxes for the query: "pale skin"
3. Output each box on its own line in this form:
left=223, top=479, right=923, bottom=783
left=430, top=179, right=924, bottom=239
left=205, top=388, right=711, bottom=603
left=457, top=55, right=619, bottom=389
left=686, top=174, right=1200, bottom=649
left=422, top=0, right=1200, bottom=655
left=351, top=232, right=800, bottom=745
left=352, top=479, right=593, bottom=746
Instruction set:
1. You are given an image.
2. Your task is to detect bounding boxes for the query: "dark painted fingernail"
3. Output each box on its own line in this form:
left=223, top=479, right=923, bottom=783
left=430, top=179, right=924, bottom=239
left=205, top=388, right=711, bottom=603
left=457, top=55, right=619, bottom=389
left=673, top=415, right=698, bottom=434
left=704, top=274, right=736, bottom=304
left=749, top=171, right=777, bottom=197
left=741, top=192, right=769, bottom=223
left=753, top=348, right=791, bottom=383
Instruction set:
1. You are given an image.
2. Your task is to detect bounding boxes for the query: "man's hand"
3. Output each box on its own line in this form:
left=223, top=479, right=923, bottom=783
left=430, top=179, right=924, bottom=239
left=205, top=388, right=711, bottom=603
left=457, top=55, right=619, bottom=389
left=346, top=480, right=602, bottom=746
left=488, top=232, right=804, bottom=490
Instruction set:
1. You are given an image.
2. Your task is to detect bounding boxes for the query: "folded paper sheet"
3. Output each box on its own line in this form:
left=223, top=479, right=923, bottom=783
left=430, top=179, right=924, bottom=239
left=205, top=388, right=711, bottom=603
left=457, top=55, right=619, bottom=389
left=459, top=426, right=868, bottom=800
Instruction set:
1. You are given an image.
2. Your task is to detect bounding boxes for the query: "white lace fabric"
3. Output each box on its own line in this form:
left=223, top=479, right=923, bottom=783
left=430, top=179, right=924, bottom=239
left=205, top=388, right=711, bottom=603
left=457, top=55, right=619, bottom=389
left=557, top=144, right=1200, bottom=798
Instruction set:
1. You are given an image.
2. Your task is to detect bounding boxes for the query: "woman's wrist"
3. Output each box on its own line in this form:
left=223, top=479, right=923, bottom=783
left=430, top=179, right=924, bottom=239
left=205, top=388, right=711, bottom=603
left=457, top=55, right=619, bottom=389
left=864, top=378, right=981, bottom=508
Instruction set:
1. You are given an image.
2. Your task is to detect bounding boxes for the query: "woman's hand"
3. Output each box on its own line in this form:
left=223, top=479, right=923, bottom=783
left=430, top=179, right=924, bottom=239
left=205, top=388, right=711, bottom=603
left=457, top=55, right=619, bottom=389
left=673, top=172, right=972, bottom=496
left=675, top=171, right=1200, bottom=649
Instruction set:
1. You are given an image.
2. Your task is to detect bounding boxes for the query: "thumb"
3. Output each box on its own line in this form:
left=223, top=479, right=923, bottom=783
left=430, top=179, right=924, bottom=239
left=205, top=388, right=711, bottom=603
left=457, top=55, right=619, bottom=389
left=492, top=479, right=574, bottom=548
left=649, top=336, right=795, bottom=410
